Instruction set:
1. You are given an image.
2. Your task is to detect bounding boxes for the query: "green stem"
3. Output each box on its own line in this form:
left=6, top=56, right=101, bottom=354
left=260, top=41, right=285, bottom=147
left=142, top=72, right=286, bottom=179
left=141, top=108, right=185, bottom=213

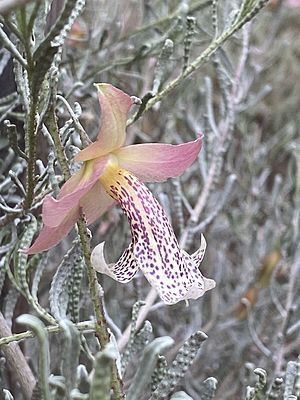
left=76, top=221, right=109, bottom=346
left=48, top=107, right=124, bottom=399
left=76, top=221, right=124, bottom=400
left=23, top=93, right=38, bottom=209
left=18, top=8, right=38, bottom=210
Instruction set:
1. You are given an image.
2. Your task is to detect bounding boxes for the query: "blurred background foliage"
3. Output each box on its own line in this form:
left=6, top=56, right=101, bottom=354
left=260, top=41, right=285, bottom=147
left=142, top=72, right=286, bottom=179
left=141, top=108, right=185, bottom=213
left=0, top=0, right=300, bottom=399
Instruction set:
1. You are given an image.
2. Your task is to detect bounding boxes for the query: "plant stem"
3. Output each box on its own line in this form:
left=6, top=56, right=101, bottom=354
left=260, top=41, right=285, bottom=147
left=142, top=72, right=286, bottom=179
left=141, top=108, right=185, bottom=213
left=76, top=221, right=109, bottom=346
left=77, top=221, right=124, bottom=399
left=0, top=320, right=96, bottom=346
left=23, top=93, right=38, bottom=209
left=0, top=312, right=36, bottom=400
left=48, top=105, right=124, bottom=399
left=22, top=15, right=38, bottom=209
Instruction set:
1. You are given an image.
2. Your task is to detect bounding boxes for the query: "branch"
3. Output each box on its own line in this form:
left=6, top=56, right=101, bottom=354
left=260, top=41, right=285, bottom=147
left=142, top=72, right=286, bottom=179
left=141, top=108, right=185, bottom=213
left=0, top=25, right=27, bottom=68
left=0, top=312, right=36, bottom=400
left=0, top=320, right=97, bottom=346
left=127, top=0, right=268, bottom=126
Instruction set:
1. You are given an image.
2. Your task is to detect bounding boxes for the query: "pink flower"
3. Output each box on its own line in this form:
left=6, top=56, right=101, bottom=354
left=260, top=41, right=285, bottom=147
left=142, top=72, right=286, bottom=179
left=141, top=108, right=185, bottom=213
left=27, top=83, right=215, bottom=304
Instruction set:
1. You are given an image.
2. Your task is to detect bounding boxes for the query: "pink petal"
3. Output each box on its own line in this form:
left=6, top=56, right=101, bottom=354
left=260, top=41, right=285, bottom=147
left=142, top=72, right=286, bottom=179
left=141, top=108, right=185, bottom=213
left=26, top=208, right=79, bottom=254
left=288, top=0, right=300, bottom=7
left=58, top=167, right=85, bottom=199
left=98, top=166, right=214, bottom=304
left=43, top=156, right=109, bottom=228
left=75, top=84, right=133, bottom=162
left=79, top=181, right=115, bottom=225
left=114, top=134, right=203, bottom=182
left=91, top=242, right=138, bottom=283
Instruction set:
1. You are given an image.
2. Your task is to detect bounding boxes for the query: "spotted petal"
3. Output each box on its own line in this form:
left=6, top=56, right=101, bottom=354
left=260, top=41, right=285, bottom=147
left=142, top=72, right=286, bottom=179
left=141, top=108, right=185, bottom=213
left=75, top=83, right=133, bottom=162
left=114, top=134, right=203, bottom=182
left=191, top=234, right=207, bottom=264
left=91, top=242, right=138, bottom=283
left=96, top=164, right=215, bottom=304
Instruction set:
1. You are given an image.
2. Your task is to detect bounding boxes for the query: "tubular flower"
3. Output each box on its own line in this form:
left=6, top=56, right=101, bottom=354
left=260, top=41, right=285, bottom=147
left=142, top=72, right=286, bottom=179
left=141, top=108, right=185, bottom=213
left=27, top=83, right=215, bottom=304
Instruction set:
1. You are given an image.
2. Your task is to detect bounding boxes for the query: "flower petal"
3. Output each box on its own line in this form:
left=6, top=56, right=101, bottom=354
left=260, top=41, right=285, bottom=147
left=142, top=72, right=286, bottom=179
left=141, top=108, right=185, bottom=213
left=91, top=241, right=138, bottom=283
left=99, top=165, right=214, bottom=304
left=75, top=83, right=133, bottom=162
left=114, top=135, right=202, bottom=182
left=43, top=156, right=109, bottom=228
left=79, top=181, right=115, bottom=225
left=288, top=0, right=300, bottom=7
left=180, top=237, right=216, bottom=302
left=26, top=208, right=79, bottom=254
left=191, top=234, right=207, bottom=264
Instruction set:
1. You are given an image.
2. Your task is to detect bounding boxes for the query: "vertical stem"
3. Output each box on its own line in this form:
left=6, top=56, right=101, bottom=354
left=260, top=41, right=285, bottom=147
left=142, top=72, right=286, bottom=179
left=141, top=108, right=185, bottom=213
left=48, top=107, right=124, bottom=399
left=23, top=93, right=38, bottom=209
left=16, top=5, right=38, bottom=210
left=76, top=221, right=109, bottom=346
left=77, top=221, right=124, bottom=399
left=22, top=32, right=37, bottom=209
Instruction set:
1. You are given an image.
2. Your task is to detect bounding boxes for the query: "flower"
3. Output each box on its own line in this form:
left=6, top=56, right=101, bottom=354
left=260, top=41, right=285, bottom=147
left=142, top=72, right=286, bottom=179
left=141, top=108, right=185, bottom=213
left=92, top=160, right=215, bottom=304
left=27, top=83, right=215, bottom=304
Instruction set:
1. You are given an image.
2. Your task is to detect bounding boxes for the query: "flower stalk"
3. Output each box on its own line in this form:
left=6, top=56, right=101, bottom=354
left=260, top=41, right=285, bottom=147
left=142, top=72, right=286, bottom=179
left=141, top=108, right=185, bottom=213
left=47, top=102, right=125, bottom=399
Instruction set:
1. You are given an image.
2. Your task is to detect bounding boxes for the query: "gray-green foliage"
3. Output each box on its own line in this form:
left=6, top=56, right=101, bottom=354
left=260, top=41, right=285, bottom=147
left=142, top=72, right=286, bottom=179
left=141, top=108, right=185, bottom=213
left=151, top=332, right=208, bottom=399
left=198, top=378, right=218, bottom=400
left=60, top=320, right=81, bottom=399
left=89, top=343, right=117, bottom=400
left=49, top=239, right=84, bottom=321
left=127, top=336, right=175, bottom=400
left=170, top=392, right=193, bottom=400
left=17, top=314, right=51, bottom=400
left=121, top=300, right=151, bottom=372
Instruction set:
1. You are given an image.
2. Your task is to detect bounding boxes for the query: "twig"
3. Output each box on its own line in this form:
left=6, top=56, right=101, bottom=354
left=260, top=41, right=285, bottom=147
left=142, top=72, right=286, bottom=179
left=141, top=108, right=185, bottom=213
left=117, top=288, right=158, bottom=351
left=5, top=120, right=29, bottom=161
left=0, top=25, right=27, bottom=68
left=180, top=23, right=251, bottom=248
left=0, top=319, right=96, bottom=346
left=127, top=4, right=265, bottom=126
left=56, top=94, right=91, bottom=147
left=118, top=0, right=210, bottom=44
left=246, top=299, right=272, bottom=358
left=0, top=311, right=36, bottom=400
